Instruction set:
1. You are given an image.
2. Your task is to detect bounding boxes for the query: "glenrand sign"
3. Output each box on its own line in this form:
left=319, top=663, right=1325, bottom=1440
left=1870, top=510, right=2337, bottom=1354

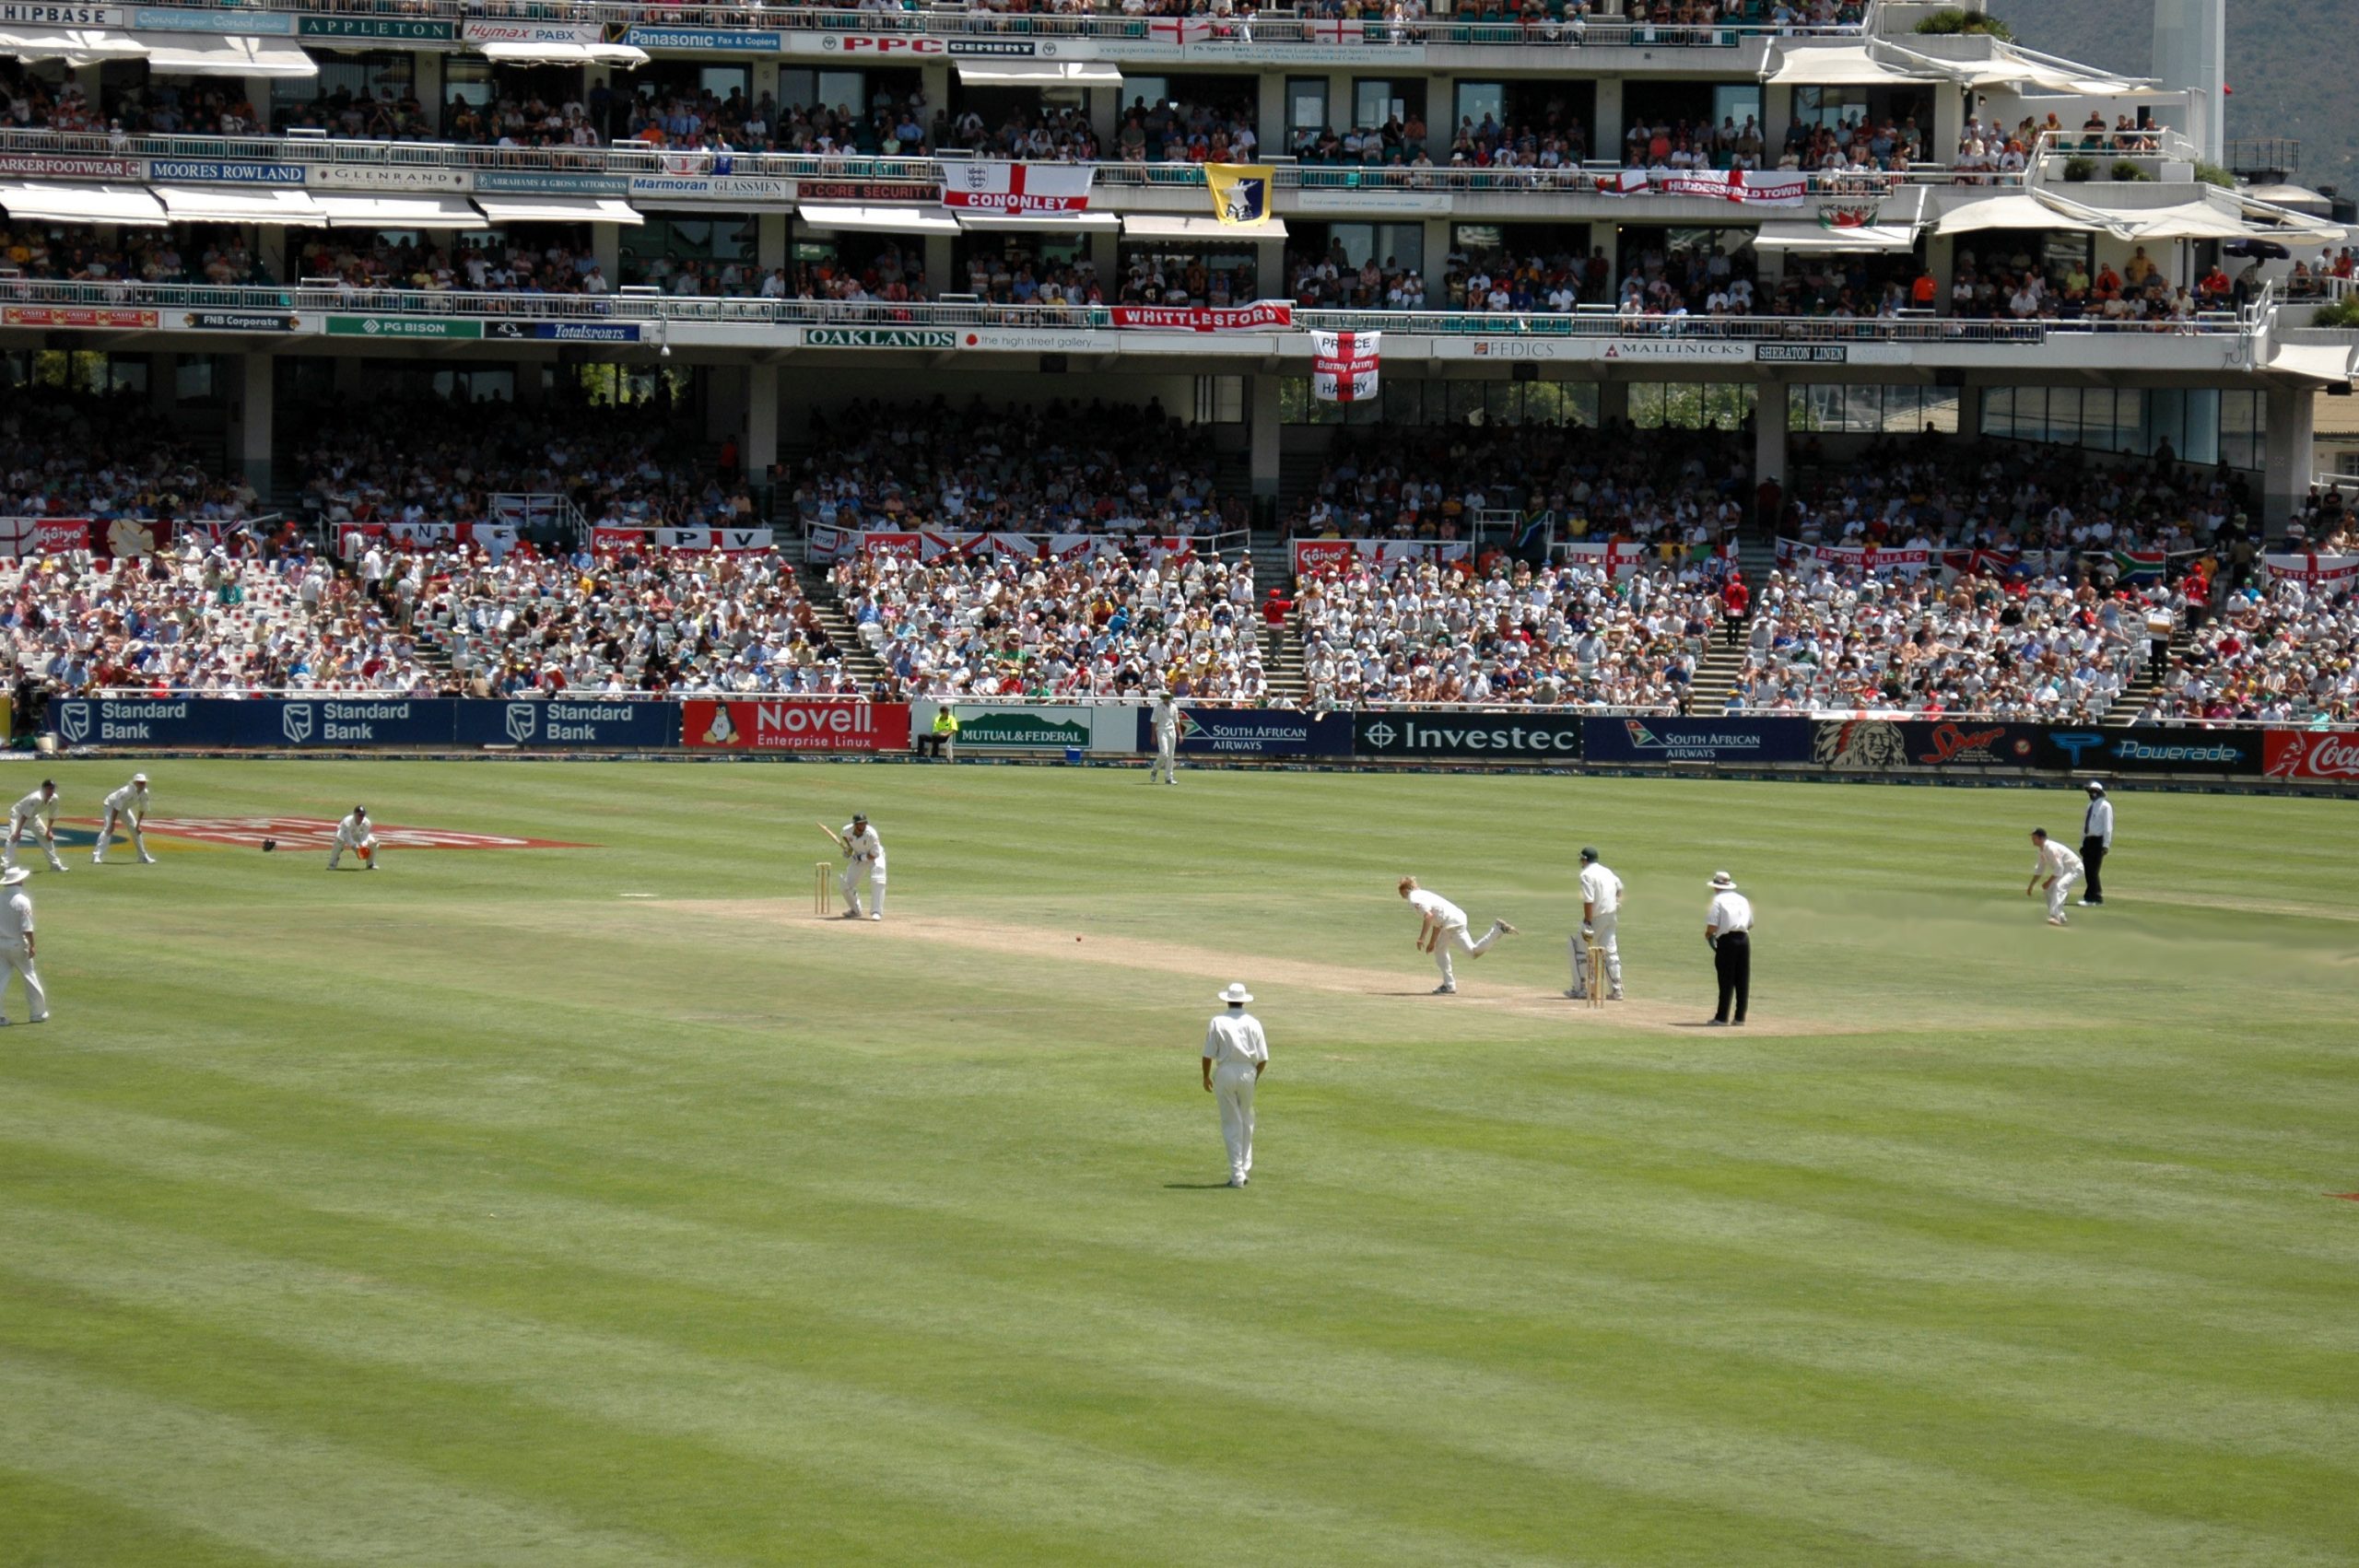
left=804, top=327, right=957, bottom=349
left=326, top=315, right=484, bottom=340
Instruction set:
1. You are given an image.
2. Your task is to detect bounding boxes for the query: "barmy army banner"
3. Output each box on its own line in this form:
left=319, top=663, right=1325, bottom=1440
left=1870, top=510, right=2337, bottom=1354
left=1311, top=331, right=1380, bottom=403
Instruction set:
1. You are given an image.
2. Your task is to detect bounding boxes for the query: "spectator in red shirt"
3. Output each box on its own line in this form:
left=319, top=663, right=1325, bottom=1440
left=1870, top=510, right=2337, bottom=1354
left=1719, top=573, right=1750, bottom=647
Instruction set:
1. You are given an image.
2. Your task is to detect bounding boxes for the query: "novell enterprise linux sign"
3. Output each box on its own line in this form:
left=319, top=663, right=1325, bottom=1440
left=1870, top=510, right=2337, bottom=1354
left=681, top=699, right=909, bottom=751
left=1354, top=714, right=1583, bottom=760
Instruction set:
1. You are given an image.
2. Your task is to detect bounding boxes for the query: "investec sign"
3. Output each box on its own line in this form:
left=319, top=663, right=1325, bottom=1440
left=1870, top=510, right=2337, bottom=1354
left=1354, top=713, right=1584, bottom=760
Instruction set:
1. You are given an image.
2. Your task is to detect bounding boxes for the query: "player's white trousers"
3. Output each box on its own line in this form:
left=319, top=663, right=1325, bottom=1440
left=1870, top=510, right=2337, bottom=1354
left=1215, top=1063, right=1257, bottom=1181
left=1150, top=735, right=1177, bottom=782
left=5, top=828, right=63, bottom=872
left=2048, top=870, right=2082, bottom=920
left=840, top=863, right=885, bottom=915
left=94, top=811, right=147, bottom=862
left=1569, top=911, right=1622, bottom=997
left=1434, top=920, right=1499, bottom=984
left=3, top=949, right=48, bottom=1022
left=326, top=837, right=376, bottom=870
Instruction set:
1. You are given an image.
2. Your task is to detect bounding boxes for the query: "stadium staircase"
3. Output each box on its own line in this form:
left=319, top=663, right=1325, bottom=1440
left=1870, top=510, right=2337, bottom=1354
left=1248, top=532, right=1307, bottom=702
left=2097, top=631, right=2191, bottom=728
left=792, top=559, right=892, bottom=693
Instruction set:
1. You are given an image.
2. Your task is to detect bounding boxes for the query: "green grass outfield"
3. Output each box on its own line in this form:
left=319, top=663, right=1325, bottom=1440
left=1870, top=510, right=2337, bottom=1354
left=2, top=757, right=2355, bottom=1567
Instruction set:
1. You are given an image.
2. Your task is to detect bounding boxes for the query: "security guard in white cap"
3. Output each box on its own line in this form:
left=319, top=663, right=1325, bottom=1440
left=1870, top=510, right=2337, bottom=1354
left=2078, top=782, right=2112, bottom=906
left=94, top=773, right=154, bottom=865
left=1202, top=982, right=1268, bottom=1187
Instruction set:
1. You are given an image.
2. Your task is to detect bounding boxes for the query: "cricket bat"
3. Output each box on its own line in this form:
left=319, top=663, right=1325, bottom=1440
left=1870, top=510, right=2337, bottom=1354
left=817, top=821, right=846, bottom=848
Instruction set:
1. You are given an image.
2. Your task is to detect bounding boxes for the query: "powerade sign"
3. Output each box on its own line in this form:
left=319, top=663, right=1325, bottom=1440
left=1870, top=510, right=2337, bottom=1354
left=1145, top=707, right=1353, bottom=756
left=1353, top=713, right=1584, bottom=760
left=455, top=700, right=674, bottom=748
left=2040, top=728, right=2261, bottom=776
left=1584, top=717, right=1812, bottom=765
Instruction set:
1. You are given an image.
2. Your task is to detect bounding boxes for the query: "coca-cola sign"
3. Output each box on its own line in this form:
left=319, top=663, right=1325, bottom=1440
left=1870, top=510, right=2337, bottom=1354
left=2264, top=730, right=2359, bottom=781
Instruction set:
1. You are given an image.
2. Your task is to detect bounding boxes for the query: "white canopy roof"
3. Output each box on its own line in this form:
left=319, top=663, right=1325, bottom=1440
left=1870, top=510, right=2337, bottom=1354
left=142, top=33, right=318, bottom=78
left=477, top=40, right=649, bottom=66
left=955, top=211, right=1120, bottom=232
left=1750, top=221, right=1921, bottom=253
left=795, top=203, right=959, bottom=235
left=1763, top=45, right=1940, bottom=87
left=2264, top=343, right=2356, bottom=384
left=313, top=193, right=486, bottom=229
left=2117, top=202, right=2276, bottom=241
left=472, top=195, right=643, bottom=226
left=1935, top=194, right=2109, bottom=235
left=955, top=60, right=1122, bottom=85
left=0, top=181, right=167, bottom=226
left=0, top=25, right=148, bottom=64
left=1121, top=213, right=1287, bottom=240
left=153, top=184, right=325, bottom=225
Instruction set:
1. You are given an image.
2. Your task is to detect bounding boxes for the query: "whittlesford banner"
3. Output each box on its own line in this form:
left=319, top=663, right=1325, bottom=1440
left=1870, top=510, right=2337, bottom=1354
left=938, top=161, right=1093, bottom=215
left=1311, top=331, right=1380, bottom=403
left=1109, top=302, right=1291, bottom=332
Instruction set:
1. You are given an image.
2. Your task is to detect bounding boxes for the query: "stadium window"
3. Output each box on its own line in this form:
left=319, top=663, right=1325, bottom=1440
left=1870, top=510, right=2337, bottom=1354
left=1193, top=376, right=1244, bottom=424
left=1125, top=76, right=1169, bottom=109
left=1454, top=82, right=1504, bottom=133
left=1919, top=387, right=1961, bottom=435
left=30, top=351, right=105, bottom=393
left=443, top=56, right=493, bottom=108
left=1979, top=385, right=2013, bottom=440
left=1629, top=383, right=1666, bottom=428
left=1354, top=79, right=1402, bottom=130
left=1287, top=77, right=1328, bottom=136
left=700, top=65, right=748, bottom=100
left=2220, top=389, right=2264, bottom=471
left=2107, top=389, right=2142, bottom=452
left=175, top=356, right=215, bottom=403
left=104, top=356, right=147, bottom=396
left=1791, top=87, right=1867, bottom=130
left=2042, top=387, right=2081, bottom=446
left=1712, top=84, right=1762, bottom=136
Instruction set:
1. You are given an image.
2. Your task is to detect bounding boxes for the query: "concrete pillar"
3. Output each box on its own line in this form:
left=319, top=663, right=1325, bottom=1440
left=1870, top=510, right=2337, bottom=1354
left=752, top=57, right=779, bottom=105
left=1755, top=380, right=1790, bottom=489
left=1932, top=87, right=1965, bottom=170
left=1598, top=380, right=1629, bottom=427
left=1087, top=86, right=1117, bottom=146
left=147, top=353, right=176, bottom=414
left=706, top=364, right=746, bottom=441
left=1327, top=71, right=1351, bottom=135
left=2262, top=383, right=2316, bottom=539
left=1257, top=73, right=1285, bottom=153
left=1954, top=382, right=1982, bottom=438
left=746, top=362, right=780, bottom=483
left=1249, top=372, right=1282, bottom=499
left=242, top=76, right=274, bottom=127
left=1593, top=76, right=1623, bottom=158
left=1924, top=233, right=1954, bottom=315
left=921, top=63, right=950, bottom=121
left=592, top=223, right=621, bottom=279
left=515, top=362, right=545, bottom=405
left=757, top=212, right=788, bottom=272
left=1762, top=83, right=1791, bottom=164
left=923, top=233, right=954, bottom=295
left=413, top=51, right=442, bottom=115
left=1425, top=76, right=1450, bottom=157
left=1257, top=237, right=1285, bottom=299
left=1088, top=226, right=1118, bottom=283
left=255, top=228, right=287, bottom=285
left=234, top=353, right=273, bottom=494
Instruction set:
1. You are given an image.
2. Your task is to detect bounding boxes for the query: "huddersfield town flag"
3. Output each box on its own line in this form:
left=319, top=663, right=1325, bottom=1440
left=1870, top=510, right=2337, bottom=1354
left=1206, top=164, right=1273, bottom=228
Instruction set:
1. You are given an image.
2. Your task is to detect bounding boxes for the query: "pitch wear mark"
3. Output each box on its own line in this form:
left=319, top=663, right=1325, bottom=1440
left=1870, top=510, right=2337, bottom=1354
left=2330, top=1193, right=2359, bottom=1201
left=138, top=818, right=589, bottom=850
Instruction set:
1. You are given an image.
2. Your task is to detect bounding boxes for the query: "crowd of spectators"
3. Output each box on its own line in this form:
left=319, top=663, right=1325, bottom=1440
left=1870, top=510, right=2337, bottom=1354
left=0, top=224, right=271, bottom=289
left=791, top=398, right=1244, bottom=537
left=2134, top=575, right=2357, bottom=725
left=833, top=546, right=1267, bottom=700
left=3, top=392, right=263, bottom=530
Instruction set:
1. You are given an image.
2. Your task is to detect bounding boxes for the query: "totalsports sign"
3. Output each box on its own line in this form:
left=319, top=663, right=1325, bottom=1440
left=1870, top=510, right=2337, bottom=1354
left=681, top=699, right=907, bottom=752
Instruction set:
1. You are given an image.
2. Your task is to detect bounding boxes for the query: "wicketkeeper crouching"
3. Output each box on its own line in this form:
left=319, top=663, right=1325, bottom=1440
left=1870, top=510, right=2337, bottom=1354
left=327, top=805, right=381, bottom=872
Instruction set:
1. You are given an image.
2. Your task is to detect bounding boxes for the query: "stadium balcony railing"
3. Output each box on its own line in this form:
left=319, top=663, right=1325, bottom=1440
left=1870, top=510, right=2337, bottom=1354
left=0, top=277, right=2260, bottom=339
left=24, top=0, right=1869, bottom=51
left=0, top=127, right=1994, bottom=198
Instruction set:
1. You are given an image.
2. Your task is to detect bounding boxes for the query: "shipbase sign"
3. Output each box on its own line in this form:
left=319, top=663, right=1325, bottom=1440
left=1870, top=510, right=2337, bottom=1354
left=1354, top=713, right=1584, bottom=760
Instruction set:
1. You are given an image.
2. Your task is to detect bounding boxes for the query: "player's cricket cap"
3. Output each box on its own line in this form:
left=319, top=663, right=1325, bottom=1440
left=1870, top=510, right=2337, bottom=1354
left=1708, top=871, right=1737, bottom=889
left=2085, top=781, right=2106, bottom=793
left=1579, top=846, right=1599, bottom=862
left=2, top=868, right=29, bottom=886
left=851, top=812, right=867, bottom=824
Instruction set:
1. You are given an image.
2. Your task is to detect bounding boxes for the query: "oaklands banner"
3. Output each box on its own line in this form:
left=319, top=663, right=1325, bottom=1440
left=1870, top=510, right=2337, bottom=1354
left=1109, top=303, right=1292, bottom=332
left=937, top=161, right=1093, bottom=215
left=2260, top=553, right=2359, bottom=588
left=1311, top=331, right=1380, bottom=403
left=1602, top=169, right=1810, bottom=205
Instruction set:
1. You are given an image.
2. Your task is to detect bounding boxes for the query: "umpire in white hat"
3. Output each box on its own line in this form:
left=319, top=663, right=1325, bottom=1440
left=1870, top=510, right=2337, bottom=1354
left=1705, top=872, right=1753, bottom=1026
left=1202, top=983, right=1268, bottom=1187
left=2078, top=782, right=2112, bottom=906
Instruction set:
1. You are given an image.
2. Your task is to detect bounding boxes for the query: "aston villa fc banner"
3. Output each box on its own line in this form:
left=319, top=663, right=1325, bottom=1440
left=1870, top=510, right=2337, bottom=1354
left=1310, top=331, right=1380, bottom=403
left=938, top=161, right=1094, bottom=215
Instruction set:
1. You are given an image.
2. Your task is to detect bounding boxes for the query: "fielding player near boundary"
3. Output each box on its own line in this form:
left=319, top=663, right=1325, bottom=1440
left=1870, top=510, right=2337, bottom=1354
left=1705, top=871, right=1753, bottom=1026
left=0, top=865, right=49, bottom=1024
left=93, top=773, right=155, bottom=866
left=2079, top=782, right=2113, bottom=906
left=1149, top=692, right=1180, bottom=785
left=2026, top=828, right=2083, bottom=926
left=1202, top=982, right=1268, bottom=1188
left=327, top=806, right=380, bottom=871
left=1398, top=876, right=1516, bottom=995
left=836, top=813, right=886, bottom=920
left=1567, top=846, right=1625, bottom=1002
left=6, top=780, right=65, bottom=873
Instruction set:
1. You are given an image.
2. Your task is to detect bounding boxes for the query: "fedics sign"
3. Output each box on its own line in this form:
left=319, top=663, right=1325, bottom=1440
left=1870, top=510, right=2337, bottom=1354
left=454, top=700, right=676, bottom=749
left=1353, top=713, right=1584, bottom=760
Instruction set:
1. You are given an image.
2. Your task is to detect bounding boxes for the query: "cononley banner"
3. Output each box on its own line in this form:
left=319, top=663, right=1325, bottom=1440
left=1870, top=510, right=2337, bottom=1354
left=1310, top=331, right=1380, bottom=403
left=2264, top=729, right=2359, bottom=780
left=681, top=699, right=906, bottom=751
left=1108, top=303, right=1292, bottom=333
left=937, top=161, right=1093, bottom=215
left=2259, top=553, right=2359, bottom=588
left=1290, top=539, right=1471, bottom=575
left=1601, top=170, right=1809, bottom=205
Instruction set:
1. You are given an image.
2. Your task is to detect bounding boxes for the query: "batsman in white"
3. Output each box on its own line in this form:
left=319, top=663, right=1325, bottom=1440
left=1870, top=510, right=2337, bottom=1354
left=1398, top=876, right=1516, bottom=995
left=93, top=773, right=156, bottom=865
left=1567, top=845, right=1625, bottom=1001
left=0, top=865, right=47, bottom=1024
left=2025, top=827, right=2083, bottom=926
left=1149, top=692, right=1180, bottom=785
left=327, top=805, right=381, bottom=871
left=4, top=779, right=65, bottom=872
left=838, top=812, right=886, bottom=920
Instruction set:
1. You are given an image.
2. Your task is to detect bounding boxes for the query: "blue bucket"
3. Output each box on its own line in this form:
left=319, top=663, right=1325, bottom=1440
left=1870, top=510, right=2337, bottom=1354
left=1063, top=746, right=1084, bottom=765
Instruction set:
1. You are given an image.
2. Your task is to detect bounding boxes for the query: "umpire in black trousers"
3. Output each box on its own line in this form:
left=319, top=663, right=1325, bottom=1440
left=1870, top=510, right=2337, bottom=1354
left=1705, top=871, right=1754, bottom=1026
left=2079, top=781, right=2113, bottom=906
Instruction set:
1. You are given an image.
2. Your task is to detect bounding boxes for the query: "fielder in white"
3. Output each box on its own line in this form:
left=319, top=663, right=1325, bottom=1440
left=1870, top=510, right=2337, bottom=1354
left=1399, top=876, right=1517, bottom=994
left=1202, top=982, right=1268, bottom=1188
left=2025, top=827, right=2083, bottom=926
left=93, top=773, right=156, bottom=865
left=0, top=865, right=49, bottom=1024
left=327, top=805, right=381, bottom=871
left=1567, top=845, right=1625, bottom=1001
left=838, top=812, right=886, bottom=920
left=5, top=780, right=65, bottom=872
left=1149, top=692, right=1180, bottom=785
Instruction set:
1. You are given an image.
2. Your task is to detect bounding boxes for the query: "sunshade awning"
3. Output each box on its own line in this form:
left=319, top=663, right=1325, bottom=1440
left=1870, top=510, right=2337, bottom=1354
left=1750, top=221, right=1920, bottom=252
left=1121, top=213, right=1287, bottom=240
left=2116, top=202, right=2270, bottom=241
left=954, top=60, right=1122, bottom=86
left=477, top=40, right=649, bottom=66
left=0, top=181, right=167, bottom=226
left=1763, top=45, right=1938, bottom=87
left=472, top=195, right=643, bottom=226
left=1934, top=194, right=2108, bottom=235
left=795, top=203, right=959, bottom=235
left=154, top=184, right=325, bottom=225
left=0, top=25, right=148, bottom=63
left=313, top=193, right=486, bottom=229
left=142, top=33, right=318, bottom=77
left=955, top=210, right=1120, bottom=232
left=2264, top=343, right=2355, bottom=384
